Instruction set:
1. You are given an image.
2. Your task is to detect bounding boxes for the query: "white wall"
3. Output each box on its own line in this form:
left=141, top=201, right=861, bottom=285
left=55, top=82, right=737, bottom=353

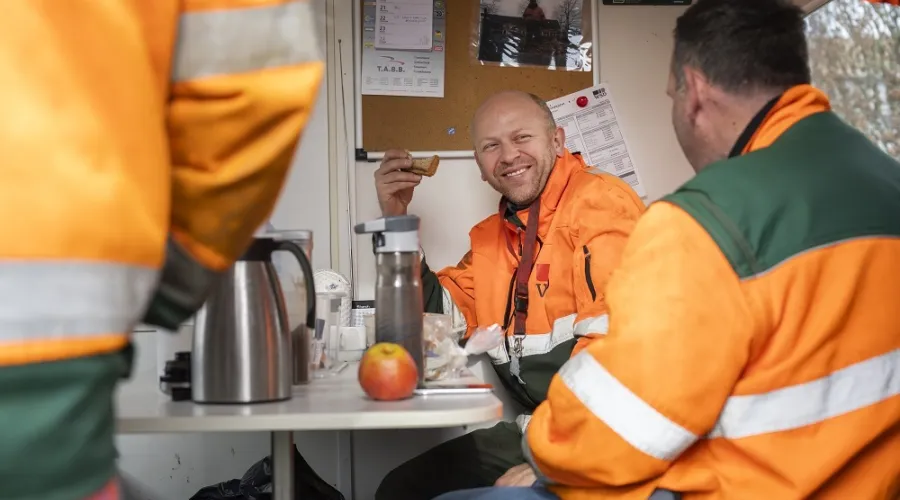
left=346, top=5, right=694, bottom=499
left=116, top=0, right=337, bottom=498
left=270, top=71, right=333, bottom=271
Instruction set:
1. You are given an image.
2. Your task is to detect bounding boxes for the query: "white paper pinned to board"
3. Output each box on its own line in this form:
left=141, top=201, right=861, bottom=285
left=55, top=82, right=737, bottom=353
left=547, top=84, right=648, bottom=198
left=375, top=0, right=433, bottom=50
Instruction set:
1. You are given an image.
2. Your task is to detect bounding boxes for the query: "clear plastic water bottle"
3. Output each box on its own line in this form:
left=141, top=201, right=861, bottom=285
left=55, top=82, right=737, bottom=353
left=354, top=216, right=425, bottom=386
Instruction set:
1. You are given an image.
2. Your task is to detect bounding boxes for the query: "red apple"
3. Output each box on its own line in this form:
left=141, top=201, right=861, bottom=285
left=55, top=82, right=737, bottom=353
left=358, top=343, right=419, bottom=401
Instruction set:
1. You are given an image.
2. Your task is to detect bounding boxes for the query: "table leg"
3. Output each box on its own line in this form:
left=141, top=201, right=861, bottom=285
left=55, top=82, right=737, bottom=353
left=336, top=430, right=355, bottom=499
left=271, top=431, right=295, bottom=500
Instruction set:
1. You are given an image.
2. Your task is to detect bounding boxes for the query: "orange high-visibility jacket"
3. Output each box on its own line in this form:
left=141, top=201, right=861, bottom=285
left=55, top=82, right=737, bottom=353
left=524, top=86, right=900, bottom=499
left=434, top=151, right=645, bottom=411
left=0, top=1, right=323, bottom=499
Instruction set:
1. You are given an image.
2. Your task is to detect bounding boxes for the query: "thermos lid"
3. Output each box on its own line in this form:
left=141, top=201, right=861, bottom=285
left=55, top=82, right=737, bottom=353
left=270, top=229, right=313, bottom=242
left=354, top=215, right=420, bottom=253
left=256, top=222, right=312, bottom=244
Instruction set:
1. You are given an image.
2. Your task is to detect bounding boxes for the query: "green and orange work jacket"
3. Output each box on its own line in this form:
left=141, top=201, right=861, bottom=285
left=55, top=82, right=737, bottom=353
left=526, top=86, right=900, bottom=499
left=0, top=1, right=323, bottom=499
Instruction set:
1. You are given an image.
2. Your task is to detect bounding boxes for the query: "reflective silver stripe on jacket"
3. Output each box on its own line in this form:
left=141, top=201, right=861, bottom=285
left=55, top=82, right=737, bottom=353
left=172, top=0, right=322, bottom=82
left=574, top=314, right=609, bottom=337
left=557, top=348, right=900, bottom=462
left=559, top=350, right=699, bottom=461
left=516, top=414, right=532, bottom=432
left=485, top=313, right=579, bottom=365
left=709, top=348, right=900, bottom=439
left=481, top=313, right=608, bottom=364
left=0, top=261, right=158, bottom=340
left=441, top=285, right=468, bottom=339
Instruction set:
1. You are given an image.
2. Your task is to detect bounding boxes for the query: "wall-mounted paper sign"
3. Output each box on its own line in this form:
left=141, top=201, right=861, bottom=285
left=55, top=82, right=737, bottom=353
left=362, top=0, right=447, bottom=97
left=375, top=0, right=434, bottom=50
left=547, top=84, right=648, bottom=198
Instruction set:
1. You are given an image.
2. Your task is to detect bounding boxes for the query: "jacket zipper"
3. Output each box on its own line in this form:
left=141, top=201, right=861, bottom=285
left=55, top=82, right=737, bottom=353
left=583, top=246, right=597, bottom=301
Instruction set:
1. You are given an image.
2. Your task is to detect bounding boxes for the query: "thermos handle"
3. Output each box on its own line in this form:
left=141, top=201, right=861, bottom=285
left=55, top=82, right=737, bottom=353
left=277, top=241, right=317, bottom=329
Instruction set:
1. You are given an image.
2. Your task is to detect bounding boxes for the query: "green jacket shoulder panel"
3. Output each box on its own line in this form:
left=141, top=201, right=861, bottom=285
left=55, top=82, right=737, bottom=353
left=664, top=111, right=900, bottom=279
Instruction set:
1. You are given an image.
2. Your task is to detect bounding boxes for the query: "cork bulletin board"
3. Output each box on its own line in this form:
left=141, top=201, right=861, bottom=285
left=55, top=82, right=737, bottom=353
left=358, top=0, right=594, bottom=156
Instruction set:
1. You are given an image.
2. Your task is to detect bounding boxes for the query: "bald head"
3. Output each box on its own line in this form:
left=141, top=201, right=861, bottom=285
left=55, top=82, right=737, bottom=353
left=468, top=90, right=566, bottom=205
left=471, top=91, right=556, bottom=143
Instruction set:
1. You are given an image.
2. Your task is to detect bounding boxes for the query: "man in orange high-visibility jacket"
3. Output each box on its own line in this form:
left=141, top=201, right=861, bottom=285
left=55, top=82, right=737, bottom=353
left=436, top=0, right=900, bottom=499
left=0, top=2, right=323, bottom=499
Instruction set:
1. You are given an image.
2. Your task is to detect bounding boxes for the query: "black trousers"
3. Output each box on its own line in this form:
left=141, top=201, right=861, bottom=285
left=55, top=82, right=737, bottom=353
left=375, top=422, right=524, bottom=500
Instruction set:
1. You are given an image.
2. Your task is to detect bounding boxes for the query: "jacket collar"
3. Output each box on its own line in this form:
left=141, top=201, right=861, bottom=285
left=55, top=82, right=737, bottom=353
left=731, top=84, right=831, bottom=156
left=503, top=149, right=584, bottom=230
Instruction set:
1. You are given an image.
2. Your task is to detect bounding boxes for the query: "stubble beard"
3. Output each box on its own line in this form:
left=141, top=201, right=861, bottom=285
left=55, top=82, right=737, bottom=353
left=502, top=148, right=556, bottom=206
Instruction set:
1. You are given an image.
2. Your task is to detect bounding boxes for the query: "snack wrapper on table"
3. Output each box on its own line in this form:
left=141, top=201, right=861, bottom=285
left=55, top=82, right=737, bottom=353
left=423, top=313, right=503, bottom=381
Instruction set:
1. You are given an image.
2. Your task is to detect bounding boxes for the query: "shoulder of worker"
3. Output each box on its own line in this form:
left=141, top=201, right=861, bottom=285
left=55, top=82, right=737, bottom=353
left=564, top=156, right=646, bottom=218
left=599, top=200, right=716, bottom=274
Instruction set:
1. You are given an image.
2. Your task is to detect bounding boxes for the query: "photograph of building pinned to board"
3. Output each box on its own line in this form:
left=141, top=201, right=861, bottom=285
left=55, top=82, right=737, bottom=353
left=476, top=0, right=591, bottom=71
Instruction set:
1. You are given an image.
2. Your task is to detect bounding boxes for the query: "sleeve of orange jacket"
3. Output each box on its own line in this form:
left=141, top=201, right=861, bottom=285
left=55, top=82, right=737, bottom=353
left=571, top=176, right=645, bottom=356
left=437, top=248, right=478, bottom=339
left=143, top=0, right=325, bottom=330
left=523, top=202, right=757, bottom=495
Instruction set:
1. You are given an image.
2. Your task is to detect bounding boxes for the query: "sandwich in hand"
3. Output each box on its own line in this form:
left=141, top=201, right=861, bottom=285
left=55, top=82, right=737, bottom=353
left=405, top=155, right=440, bottom=177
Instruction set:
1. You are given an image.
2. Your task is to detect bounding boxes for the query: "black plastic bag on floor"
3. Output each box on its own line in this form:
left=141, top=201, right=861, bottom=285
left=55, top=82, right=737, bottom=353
left=189, top=445, right=345, bottom=500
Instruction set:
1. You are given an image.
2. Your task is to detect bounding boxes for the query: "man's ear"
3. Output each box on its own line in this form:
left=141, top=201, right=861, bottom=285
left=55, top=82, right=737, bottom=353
left=552, top=126, right=565, bottom=157
left=474, top=155, right=488, bottom=182
left=682, top=66, right=709, bottom=125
